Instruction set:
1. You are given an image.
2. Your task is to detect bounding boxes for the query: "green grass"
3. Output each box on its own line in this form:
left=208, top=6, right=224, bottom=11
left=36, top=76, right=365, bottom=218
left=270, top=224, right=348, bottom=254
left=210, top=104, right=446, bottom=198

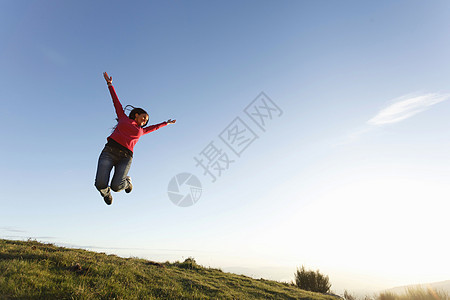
left=0, top=239, right=339, bottom=299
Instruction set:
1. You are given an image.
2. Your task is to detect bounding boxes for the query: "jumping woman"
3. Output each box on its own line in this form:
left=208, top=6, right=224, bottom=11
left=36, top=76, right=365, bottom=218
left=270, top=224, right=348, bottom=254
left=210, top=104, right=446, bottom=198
left=95, top=72, right=176, bottom=205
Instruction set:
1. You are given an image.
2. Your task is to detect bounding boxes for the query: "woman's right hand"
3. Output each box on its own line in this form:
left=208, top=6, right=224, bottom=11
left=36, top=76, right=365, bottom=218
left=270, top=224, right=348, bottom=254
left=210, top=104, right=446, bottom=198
left=103, top=72, right=112, bottom=85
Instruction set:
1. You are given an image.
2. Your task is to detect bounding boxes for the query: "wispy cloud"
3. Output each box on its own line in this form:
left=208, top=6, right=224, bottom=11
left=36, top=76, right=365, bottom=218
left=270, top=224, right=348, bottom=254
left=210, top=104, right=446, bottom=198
left=2, top=236, right=57, bottom=240
left=336, top=92, right=450, bottom=146
left=0, top=226, right=27, bottom=233
left=368, top=93, right=450, bottom=126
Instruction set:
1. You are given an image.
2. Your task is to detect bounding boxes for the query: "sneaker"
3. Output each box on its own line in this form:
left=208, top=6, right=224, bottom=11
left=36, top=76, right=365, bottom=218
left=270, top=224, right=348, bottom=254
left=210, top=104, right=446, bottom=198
left=125, top=176, right=133, bottom=193
left=104, top=194, right=113, bottom=205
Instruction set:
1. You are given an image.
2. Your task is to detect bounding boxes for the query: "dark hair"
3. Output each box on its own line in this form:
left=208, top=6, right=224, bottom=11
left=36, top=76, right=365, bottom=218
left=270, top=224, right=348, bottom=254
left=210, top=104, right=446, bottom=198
left=128, top=107, right=149, bottom=127
left=112, top=105, right=149, bottom=132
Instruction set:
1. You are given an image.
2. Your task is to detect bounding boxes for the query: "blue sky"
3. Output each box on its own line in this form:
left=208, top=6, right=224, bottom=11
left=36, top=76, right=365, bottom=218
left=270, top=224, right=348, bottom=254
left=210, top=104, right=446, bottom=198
left=1, top=0, right=450, bottom=294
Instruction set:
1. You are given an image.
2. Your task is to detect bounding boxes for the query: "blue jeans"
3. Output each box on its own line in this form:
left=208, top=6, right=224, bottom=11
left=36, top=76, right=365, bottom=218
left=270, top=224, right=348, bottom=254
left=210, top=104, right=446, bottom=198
left=94, top=145, right=132, bottom=198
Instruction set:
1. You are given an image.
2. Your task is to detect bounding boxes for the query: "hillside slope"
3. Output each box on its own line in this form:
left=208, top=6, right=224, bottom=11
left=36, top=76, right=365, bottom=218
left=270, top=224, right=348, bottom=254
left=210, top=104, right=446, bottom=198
left=0, top=239, right=339, bottom=299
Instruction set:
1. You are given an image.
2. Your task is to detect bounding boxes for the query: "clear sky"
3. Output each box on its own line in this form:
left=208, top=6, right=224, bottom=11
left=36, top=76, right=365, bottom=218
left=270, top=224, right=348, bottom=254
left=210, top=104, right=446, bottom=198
left=1, top=0, right=450, bottom=294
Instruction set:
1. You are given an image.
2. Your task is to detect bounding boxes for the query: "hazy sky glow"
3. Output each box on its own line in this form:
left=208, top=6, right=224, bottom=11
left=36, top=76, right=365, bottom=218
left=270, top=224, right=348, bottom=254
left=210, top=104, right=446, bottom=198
left=1, top=0, right=450, bottom=294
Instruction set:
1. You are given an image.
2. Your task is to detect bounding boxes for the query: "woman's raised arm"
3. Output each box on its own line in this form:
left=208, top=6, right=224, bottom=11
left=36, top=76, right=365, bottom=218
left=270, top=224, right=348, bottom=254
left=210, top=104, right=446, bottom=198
left=103, top=72, right=126, bottom=119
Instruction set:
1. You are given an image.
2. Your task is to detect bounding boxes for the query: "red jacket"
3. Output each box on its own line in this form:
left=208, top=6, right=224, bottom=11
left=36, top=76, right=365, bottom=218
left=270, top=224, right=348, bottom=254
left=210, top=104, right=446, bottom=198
left=107, top=85, right=167, bottom=152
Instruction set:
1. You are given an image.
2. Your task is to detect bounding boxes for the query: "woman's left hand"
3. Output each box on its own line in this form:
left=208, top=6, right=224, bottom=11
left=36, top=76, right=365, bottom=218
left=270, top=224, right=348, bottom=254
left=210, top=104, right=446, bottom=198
left=103, top=72, right=113, bottom=85
left=167, top=119, right=176, bottom=124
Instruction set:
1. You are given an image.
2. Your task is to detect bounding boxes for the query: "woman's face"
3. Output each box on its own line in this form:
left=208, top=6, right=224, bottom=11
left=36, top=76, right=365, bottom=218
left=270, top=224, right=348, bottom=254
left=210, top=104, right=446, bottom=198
left=134, top=113, right=149, bottom=127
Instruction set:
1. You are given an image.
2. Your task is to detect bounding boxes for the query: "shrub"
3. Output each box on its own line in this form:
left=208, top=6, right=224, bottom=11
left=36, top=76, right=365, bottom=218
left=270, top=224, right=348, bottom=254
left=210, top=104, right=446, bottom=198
left=294, top=265, right=331, bottom=293
left=177, top=257, right=202, bottom=270
left=344, top=290, right=356, bottom=300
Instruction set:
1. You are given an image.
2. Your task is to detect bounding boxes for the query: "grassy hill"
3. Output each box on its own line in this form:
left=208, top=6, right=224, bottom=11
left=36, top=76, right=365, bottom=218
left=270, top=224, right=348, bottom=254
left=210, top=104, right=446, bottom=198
left=0, top=239, right=340, bottom=299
